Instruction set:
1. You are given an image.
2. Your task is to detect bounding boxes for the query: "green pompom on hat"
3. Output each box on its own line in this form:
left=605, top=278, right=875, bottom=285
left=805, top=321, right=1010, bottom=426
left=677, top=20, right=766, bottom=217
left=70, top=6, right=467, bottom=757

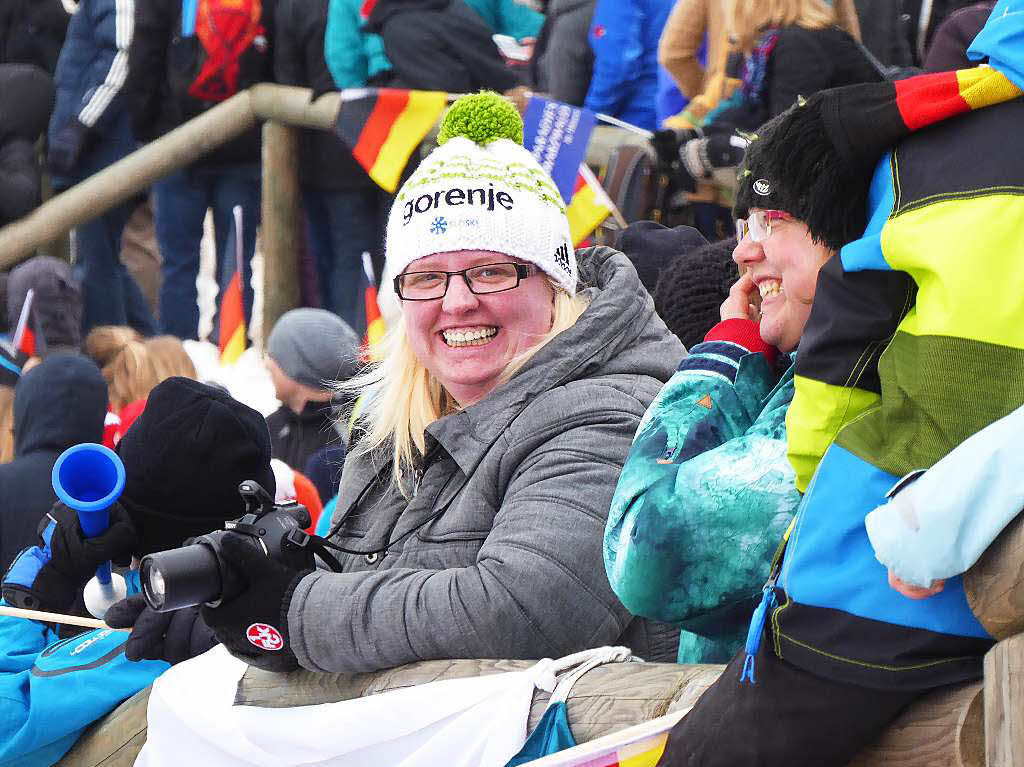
left=437, top=91, right=524, bottom=147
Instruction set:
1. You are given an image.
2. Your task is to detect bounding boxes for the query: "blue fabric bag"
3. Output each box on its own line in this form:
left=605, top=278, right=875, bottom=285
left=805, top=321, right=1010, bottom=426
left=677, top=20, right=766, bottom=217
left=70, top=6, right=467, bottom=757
left=504, top=646, right=637, bottom=766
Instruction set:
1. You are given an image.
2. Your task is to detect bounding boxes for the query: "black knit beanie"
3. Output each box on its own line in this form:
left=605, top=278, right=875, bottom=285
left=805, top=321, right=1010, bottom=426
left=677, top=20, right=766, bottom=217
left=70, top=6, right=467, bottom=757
left=734, top=82, right=915, bottom=252
left=118, top=377, right=276, bottom=556
left=654, top=237, right=739, bottom=350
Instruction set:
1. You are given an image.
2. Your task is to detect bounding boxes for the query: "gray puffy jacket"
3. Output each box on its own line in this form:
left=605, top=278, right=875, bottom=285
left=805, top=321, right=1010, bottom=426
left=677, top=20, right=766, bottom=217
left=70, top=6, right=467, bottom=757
left=287, top=248, right=686, bottom=672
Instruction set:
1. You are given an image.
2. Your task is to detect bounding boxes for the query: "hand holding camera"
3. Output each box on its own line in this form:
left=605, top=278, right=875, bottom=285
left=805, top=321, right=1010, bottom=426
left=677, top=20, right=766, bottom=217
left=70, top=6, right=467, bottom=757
left=137, top=481, right=315, bottom=671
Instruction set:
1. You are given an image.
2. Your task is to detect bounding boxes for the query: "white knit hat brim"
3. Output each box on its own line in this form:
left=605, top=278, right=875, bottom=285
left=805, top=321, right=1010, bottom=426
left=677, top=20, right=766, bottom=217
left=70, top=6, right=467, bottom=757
left=384, top=137, right=577, bottom=297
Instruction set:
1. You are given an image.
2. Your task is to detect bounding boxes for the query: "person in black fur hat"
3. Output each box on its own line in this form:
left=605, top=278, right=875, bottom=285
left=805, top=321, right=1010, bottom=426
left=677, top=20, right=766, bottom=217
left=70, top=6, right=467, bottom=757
left=615, top=221, right=710, bottom=298
left=0, top=376, right=277, bottom=764
left=613, top=220, right=740, bottom=350
left=115, top=376, right=276, bottom=556
left=653, top=237, right=739, bottom=349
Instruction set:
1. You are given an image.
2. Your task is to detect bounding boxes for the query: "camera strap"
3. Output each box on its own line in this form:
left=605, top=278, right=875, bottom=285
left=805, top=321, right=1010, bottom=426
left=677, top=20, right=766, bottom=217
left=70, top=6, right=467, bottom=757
left=305, top=535, right=346, bottom=573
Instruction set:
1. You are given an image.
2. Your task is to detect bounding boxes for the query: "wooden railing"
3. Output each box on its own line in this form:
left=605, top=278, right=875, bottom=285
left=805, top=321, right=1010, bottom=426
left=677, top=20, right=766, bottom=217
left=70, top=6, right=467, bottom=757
left=0, top=84, right=641, bottom=338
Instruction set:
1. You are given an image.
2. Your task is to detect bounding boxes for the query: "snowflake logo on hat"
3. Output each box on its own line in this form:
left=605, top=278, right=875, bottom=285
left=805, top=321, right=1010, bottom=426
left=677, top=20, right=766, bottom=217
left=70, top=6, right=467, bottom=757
left=246, top=622, right=284, bottom=651
left=431, top=216, right=448, bottom=234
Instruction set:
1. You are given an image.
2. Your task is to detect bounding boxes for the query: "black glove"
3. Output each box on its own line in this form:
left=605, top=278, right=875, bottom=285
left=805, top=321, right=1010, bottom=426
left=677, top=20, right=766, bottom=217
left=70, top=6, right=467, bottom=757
left=2, top=502, right=138, bottom=613
left=47, top=118, right=92, bottom=177
left=200, top=534, right=311, bottom=672
left=680, top=134, right=748, bottom=180
left=105, top=594, right=218, bottom=665
left=651, top=128, right=699, bottom=193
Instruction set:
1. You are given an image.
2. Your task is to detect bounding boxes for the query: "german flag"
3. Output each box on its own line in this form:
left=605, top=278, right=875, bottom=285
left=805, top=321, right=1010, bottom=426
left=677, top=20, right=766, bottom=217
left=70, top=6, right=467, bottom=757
left=891, top=66, right=1021, bottom=130
left=335, top=89, right=448, bottom=193
left=567, top=164, right=617, bottom=246
left=219, top=206, right=247, bottom=365
left=12, top=288, right=41, bottom=357
left=361, top=252, right=387, bottom=362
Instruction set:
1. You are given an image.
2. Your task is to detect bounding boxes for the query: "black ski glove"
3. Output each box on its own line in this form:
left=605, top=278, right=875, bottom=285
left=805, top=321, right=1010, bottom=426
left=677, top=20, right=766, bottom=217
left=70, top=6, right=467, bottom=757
left=47, top=118, right=92, bottom=176
left=2, top=502, right=138, bottom=613
left=105, top=594, right=218, bottom=665
left=200, top=534, right=311, bottom=672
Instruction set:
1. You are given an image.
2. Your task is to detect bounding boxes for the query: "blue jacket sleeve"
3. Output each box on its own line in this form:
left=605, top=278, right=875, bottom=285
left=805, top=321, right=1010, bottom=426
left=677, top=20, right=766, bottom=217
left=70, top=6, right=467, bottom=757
left=0, top=581, right=167, bottom=765
left=584, top=0, right=641, bottom=115
left=464, top=0, right=543, bottom=40
left=76, top=0, right=135, bottom=132
left=605, top=339, right=801, bottom=634
left=325, top=0, right=391, bottom=88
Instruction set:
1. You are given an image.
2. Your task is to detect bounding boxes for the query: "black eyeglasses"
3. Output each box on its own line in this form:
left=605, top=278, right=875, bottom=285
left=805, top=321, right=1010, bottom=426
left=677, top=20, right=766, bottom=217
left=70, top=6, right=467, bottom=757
left=394, top=263, right=537, bottom=301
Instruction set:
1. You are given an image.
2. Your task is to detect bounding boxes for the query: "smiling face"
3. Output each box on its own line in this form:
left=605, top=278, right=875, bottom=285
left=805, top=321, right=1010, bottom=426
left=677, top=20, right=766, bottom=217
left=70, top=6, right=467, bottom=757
left=732, top=210, right=834, bottom=352
left=400, top=250, right=555, bottom=406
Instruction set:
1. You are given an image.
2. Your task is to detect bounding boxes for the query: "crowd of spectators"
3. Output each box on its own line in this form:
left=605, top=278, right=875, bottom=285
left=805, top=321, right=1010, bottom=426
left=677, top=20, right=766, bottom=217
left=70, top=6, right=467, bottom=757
left=0, top=1, right=1017, bottom=766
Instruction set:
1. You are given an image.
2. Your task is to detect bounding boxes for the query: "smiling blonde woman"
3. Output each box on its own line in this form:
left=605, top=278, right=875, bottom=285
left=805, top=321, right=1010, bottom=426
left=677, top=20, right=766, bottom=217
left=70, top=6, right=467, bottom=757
left=198, top=91, right=686, bottom=673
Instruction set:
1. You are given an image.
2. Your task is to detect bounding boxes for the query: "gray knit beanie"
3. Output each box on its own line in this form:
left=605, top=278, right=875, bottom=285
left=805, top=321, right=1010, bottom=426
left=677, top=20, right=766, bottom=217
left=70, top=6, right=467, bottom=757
left=266, top=309, right=361, bottom=390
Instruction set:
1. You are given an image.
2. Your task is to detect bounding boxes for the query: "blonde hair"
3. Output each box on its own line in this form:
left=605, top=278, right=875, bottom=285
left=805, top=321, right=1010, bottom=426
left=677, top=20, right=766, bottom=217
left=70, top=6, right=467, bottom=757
left=727, top=0, right=836, bottom=52
left=0, top=386, right=14, bottom=464
left=145, top=335, right=197, bottom=382
left=345, top=285, right=589, bottom=491
left=85, top=327, right=196, bottom=410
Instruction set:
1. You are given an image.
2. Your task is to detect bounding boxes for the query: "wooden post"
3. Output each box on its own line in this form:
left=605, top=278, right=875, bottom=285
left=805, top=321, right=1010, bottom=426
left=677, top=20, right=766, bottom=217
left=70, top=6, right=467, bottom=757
left=966, top=512, right=1024, bottom=639
left=985, top=633, right=1024, bottom=767
left=260, top=121, right=301, bottom=342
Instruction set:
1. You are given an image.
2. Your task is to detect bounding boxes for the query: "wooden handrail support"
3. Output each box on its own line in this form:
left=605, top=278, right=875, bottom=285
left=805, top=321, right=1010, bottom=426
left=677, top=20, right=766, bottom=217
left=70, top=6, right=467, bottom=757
left=57, top=658, right=985, bottom=767
left=0, top=84, right=340, bottom=271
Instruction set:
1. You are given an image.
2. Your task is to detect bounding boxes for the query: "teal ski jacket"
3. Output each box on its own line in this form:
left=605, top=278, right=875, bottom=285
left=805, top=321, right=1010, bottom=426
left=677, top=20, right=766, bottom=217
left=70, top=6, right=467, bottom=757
left=605, top=319, right=800, bottom=663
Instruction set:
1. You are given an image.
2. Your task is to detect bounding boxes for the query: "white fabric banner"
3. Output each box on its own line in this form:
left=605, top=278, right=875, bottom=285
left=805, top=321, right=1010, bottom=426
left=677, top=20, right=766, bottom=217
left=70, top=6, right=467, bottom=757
left=135, top=645, right=558, bottom=767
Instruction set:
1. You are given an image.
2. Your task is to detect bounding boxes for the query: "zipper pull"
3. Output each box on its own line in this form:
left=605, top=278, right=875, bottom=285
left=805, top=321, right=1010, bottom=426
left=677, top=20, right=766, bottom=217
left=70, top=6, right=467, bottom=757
left=740, top=578, right=777, bottom=685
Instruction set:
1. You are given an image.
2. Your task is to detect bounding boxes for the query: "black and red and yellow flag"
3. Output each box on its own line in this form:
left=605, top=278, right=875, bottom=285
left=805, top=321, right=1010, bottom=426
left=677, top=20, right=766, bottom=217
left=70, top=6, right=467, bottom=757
left=219, top=205, right=247, bottom=365
left=335, top=89, right=448, bottom=193
left=361, top=251, right=387, bottom=361
left=12, top=288, right=42, bottom=357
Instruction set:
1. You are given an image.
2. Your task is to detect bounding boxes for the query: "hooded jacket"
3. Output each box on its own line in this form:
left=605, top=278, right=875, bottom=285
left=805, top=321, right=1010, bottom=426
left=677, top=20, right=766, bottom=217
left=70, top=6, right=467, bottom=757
left=286, top=248, right=685, bottom=672
left=274, top=0, right=376, bottom=192
left=0, top=64, right=54, bottom=225
left=0, top=0, right=69, bottom=73
left=6, top=256, right=84, bottom=354
left=48, top=0, right=137, bottom=189
left=770, top=3, right=1024, bottom=690
left=129, top=0, right=275, bottom=167
left=0, top=354, right=108, bottom=571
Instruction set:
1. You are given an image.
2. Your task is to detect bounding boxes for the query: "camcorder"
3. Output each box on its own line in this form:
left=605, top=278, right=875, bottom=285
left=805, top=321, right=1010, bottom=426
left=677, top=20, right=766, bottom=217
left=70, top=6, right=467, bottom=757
left=139, top=480, right=315, bottom=612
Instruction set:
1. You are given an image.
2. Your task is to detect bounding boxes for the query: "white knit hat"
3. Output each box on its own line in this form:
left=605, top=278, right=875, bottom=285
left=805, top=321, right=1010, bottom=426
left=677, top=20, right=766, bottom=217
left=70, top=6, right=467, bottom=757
left=384, top=92, right=577, bottom=298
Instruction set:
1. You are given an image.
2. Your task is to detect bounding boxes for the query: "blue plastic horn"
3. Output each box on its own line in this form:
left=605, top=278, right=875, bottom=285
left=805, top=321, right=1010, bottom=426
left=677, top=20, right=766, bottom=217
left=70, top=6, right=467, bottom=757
left=51, top=443, right=127, bottom=617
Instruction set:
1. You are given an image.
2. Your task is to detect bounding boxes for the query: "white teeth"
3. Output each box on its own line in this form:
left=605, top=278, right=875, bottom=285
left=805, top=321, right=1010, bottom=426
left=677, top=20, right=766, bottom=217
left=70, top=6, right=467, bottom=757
left=442, top=327, right=498, bottom=347
left=758, top=280, right=783, bottom=298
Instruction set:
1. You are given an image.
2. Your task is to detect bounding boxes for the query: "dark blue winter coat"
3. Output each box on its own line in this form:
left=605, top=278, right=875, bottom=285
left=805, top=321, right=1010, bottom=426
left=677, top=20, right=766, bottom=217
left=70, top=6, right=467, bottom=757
left=0, top=354, right=108, bottom=571
left=583, top=0, right=673, bottom=131
left=47, top=0, right=136, bottom=188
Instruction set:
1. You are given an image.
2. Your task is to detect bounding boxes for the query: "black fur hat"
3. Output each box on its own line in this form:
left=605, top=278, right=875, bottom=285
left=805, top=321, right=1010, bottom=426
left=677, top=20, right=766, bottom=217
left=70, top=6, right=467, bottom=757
left=733, top=82, right=913, bottom=252
left=118, top=377, right=276, bottom=555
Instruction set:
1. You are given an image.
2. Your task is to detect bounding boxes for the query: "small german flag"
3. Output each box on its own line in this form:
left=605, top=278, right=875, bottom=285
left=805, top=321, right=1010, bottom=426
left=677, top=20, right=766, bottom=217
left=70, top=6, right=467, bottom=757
left=12, top=288, right=41, bottom=357
left=219, top=206, right=247, bottom=365
left=567, top=164, right=616, bottom=246
left=361, top=252, right=387, bottom=362
left=335, top=88, right=448, bottom=193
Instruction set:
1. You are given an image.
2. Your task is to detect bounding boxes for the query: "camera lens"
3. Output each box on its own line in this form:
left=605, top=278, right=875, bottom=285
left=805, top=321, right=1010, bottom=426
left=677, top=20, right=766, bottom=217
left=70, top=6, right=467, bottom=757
left=140, top=559, right=167, bottom=610
left=139, top=541, right=223, bottom=612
